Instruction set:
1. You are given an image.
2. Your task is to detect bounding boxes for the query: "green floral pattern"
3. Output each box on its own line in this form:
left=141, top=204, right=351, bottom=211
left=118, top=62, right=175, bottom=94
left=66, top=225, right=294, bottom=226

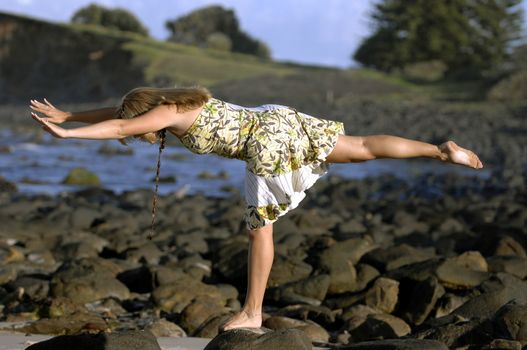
left=178, top=97, right=345, bottom=228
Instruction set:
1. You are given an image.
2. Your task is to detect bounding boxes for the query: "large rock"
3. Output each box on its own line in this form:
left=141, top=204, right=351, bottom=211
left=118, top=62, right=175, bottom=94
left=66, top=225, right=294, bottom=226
left=151, top=274, right=223, bottom=312
left=264, top=316, right=329, bottom=343
left=435, top=254, right=490, bottom=290
left=14, top=312, right=108, bottom=335
left=341, top=338, right=448, bottom=349
left=318, top=237, right=376, bottom=294
left=51, top=258, right=130, bottom=303
left=267, top=254, right=313, bottom=287
left=25, top=330, right=160, bottom=350
left=203, top=328, right=312, bottom=350
left=179, top=296, right=226, bottom=335
left=62, top=167, right=100, bottom=186
left=346, top=313, right=411, bottom=343
left=365, top=277, right=399, bottom=314
left=398, top=276, right=445, bottom=325
left=492, top=302, right=527, bottom=346
left=487, top=255, right=527, bottom=279
left=268, top=274, right=330, bottom=306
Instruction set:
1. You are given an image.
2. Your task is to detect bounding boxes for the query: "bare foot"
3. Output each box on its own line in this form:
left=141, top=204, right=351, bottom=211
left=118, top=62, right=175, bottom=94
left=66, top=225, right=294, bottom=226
left=439, top=141, right=483, bottom=169
left=219, top=310, right=262, bottom=332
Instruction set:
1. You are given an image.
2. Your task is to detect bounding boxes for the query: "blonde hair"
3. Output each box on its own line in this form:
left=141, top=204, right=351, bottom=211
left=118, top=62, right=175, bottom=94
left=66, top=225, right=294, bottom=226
left=116, top=86, right=212, bottom=240
left=118, top=86, right=212, bottom=143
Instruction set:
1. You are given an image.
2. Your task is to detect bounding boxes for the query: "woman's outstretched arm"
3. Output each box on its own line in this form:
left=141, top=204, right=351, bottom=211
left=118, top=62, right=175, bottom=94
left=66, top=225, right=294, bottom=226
left=326, top=134, right=483, bottom=169
left=30, top=99, right=117, bottom=124
left=31, top=105, right=178, bottom=140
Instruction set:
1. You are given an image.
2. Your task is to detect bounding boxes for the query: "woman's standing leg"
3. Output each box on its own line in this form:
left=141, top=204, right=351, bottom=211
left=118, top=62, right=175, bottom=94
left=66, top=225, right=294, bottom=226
left=220, top=223, right=274, bottom=331
left=326, top=135, right=483, bottom=168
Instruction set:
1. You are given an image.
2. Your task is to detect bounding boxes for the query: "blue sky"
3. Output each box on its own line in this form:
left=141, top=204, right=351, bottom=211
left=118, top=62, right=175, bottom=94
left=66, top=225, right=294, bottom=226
left=1, top=0, right=525, bottom=68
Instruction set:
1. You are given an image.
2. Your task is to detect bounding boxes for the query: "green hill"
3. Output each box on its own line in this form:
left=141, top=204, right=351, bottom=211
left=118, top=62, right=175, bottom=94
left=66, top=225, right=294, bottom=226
left=0, top=11, right=413, bottom=105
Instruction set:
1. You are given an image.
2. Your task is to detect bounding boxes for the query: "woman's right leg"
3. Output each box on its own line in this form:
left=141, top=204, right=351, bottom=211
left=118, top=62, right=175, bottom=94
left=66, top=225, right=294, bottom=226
left=326, top=134, right=483, bottom=168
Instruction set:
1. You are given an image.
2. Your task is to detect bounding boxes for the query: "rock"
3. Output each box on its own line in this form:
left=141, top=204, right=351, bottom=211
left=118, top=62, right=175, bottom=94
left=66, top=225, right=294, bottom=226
left=117, top=265, right=154, bottom=294
left=69, top=207, right=102, bottom=229
left=179, top=296, right=226, bottom=335
left=14, top=312, right=108, bottom=335
left=346, top=313, right=411, bottom=343
left=62, top=167, right=100, bottom=186
left=146, top=319, right=186, bottom=337
left=124, top=243, right=163, bottom=265
left=0, top=266, right=17, bottom=285
left=43, top=297, right=88, bottom=318
left=0, top=176, right=17, bottom=192
left=340, top=338, right=448, bottom=349
left=399, top=276, right=445, bottom=325
left=175, top=231, right=209, bottom=254
left=482, top=339, right=522, bottom=350
left=452, top=274, right=527, bottom=319
left=365, top=277, right=399, bottom=314
left=51, top=258, right=130, bottom=303
left=495, top=236, right=526, bottom=257
left=412, top=316, right=487, bottom=348
left=193, top=313, right=232, bottom=339
left=98, top=143, right=134, bottom=156
left=215, top=237, right=248, bottom=284
left=434, top=293, right=469, bottom=318
left=151, top=274, right=223, bottom=312
left=274, top=304, right=336, bottom=328
left=57, top=242, right=100, bottom=260
left=318, top=237, right=376, bottom=294
left=435, top=255, right=490, bottom=290
left=341, top=304, right=381, bottom=323
left=25, top=330, right=160, bottom=350
left=203, top=328, right=312, bottom=350
left=264, top=316, right=329, bottom=343
left=268, top=274, right=330, bottom=306
left=267, top=254, right=313, bottom=287
left=354, top=263, right=380, bottom=292
left=487, top=255, right=527, bottom=279
left=85, top=298, right=127, bottom=318
left=9, top=275, right=49, bottom=301
left=492, top=302, right=527, bottom=345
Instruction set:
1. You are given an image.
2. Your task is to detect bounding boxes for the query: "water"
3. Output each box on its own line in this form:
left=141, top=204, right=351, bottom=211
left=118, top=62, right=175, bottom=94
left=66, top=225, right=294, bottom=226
left=0, top=130, right=490, bottom=197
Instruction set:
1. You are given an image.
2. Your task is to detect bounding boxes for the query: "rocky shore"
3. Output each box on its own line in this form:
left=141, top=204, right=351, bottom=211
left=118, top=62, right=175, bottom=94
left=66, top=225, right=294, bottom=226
left=0, top=165, right=526, bottom=349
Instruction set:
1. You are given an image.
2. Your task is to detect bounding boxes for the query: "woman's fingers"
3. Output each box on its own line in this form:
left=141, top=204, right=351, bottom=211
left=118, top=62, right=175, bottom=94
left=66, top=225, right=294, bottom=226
left=44, top=98, right=55, bottom=108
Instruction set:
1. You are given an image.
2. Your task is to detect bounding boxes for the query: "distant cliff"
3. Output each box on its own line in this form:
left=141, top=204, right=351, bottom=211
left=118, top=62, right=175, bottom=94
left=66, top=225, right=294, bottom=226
left=0, top=12, right=146, bottom=103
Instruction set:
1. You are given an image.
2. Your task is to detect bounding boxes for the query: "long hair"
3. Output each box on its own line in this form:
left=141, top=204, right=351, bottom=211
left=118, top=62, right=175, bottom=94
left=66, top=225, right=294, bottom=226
left=117, top=86, right=212, bottom=239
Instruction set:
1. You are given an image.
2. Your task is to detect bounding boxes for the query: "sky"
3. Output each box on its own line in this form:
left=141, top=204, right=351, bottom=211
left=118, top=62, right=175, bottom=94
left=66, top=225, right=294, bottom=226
left=0, top=0, right=526, bottom=68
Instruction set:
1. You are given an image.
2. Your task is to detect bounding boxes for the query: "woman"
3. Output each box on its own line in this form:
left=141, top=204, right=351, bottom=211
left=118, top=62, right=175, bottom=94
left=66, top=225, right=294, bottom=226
left=30, top=86, right=483, bottom=331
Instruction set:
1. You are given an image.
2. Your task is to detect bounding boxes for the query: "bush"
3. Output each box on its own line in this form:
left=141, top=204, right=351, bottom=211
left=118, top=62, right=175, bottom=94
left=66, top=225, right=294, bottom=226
left=71, top=3, right=148, bottom=36
left=487, top=70, right=527, bottom=101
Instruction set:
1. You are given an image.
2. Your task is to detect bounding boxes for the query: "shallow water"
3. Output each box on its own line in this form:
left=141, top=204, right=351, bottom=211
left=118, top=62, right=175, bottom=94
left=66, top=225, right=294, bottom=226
left=0, top=129, right=490, bottom=197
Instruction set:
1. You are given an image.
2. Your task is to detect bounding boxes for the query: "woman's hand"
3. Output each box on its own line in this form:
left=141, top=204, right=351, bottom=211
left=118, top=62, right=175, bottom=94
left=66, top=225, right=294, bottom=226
left=31, top=112, right=70, bottom=139
left=29, top=98, right=70, bottom=124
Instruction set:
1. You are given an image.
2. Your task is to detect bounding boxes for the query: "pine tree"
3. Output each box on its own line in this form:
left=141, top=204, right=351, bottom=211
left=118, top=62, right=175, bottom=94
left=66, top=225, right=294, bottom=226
left=354, top=0, right=524, bottom=77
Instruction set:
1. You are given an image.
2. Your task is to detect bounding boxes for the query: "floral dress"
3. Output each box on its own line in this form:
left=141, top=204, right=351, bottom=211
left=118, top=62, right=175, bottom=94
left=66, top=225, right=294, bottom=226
left=178, top=97, right=345, bottom=229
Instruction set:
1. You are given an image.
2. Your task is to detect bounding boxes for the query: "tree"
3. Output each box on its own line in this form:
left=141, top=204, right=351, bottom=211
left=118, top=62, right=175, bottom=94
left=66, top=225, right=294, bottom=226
left=71, top=3, right=149, bottom=36
left=165, top=5, right=271, bottom=59
left=353, top=0, right=524, bottom=77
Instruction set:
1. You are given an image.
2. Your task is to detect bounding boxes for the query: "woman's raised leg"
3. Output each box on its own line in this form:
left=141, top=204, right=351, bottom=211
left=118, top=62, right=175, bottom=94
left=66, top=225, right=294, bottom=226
left=326, top=135, right=483, bottom=168
left=220, top=223, right=274, bottom=331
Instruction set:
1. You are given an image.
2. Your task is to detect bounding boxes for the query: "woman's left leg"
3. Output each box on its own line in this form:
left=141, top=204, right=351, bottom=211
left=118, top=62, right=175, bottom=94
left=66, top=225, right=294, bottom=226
left=326, top=134, right=483, bottom=168
left=220, top=223, right=274, bottom=331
